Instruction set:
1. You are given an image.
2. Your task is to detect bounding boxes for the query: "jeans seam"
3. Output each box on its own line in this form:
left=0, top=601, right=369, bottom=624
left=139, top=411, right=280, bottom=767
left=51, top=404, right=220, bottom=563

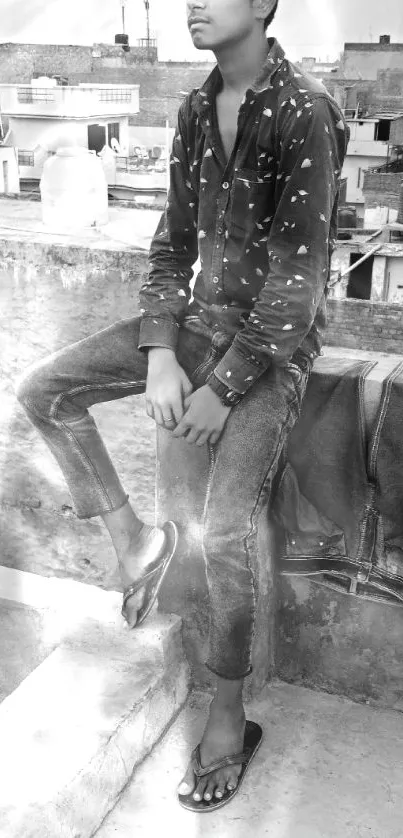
left=49, top=379, right=147, bottom=515
left=368, top=360, right=403, bottom=480
left=243, top=398, right=298, bottom=673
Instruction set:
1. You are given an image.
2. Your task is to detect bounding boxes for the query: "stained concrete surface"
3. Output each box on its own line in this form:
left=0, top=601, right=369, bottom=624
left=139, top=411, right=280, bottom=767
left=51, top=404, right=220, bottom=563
left=96, top=681, right=403, bottom=838
left=0, top=597, right=55, bottom=702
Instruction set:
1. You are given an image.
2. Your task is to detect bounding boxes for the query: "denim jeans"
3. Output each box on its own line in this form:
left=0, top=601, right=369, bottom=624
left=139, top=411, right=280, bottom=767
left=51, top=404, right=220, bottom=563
left=274, top=356, right=403, bottom=606
left=16, top=316, right=311, bottom=679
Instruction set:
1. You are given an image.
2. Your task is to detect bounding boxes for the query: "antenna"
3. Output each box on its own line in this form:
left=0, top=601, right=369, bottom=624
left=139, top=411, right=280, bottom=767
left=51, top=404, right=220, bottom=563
left=144, top=0, right=151, bottom=61
left=120, top=0, right=126, bottom=35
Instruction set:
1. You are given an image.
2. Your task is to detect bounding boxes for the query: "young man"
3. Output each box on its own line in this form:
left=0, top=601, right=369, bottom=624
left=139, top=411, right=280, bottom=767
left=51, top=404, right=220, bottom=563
left=16, top=0, right=348, bottom=813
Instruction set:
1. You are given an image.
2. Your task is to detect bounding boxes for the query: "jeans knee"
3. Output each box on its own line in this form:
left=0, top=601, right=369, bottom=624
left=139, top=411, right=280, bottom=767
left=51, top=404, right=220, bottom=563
left=15, top=365, right=49, bottom=416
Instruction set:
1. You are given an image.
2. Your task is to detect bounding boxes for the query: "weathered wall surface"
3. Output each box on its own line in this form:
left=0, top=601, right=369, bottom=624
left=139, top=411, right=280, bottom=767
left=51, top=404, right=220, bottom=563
left=277, top=576, right=403, bottom=711
left=0, top=241, right=155, bottom=592
left=342, top=43, right=403, bottom=81
left=325, top=299, right=403, bottom=353
left=363, top=172, right=403, bottom=213
left=0, top=42, right=157, bottom=83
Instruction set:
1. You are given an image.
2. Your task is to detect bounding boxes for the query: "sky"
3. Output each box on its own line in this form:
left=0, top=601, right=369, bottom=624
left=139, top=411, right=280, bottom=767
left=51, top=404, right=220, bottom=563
left=1, top=0, right=403, bottom=63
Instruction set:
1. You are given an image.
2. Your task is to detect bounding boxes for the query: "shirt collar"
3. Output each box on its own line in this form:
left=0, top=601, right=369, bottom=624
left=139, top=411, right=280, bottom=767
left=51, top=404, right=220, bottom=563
left=193, top=37, right=286, bottom=116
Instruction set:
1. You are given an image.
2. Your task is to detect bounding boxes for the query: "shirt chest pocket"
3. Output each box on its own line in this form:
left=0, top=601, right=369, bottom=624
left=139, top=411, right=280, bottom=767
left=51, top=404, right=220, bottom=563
left=229, top=169, right=272, bottom=245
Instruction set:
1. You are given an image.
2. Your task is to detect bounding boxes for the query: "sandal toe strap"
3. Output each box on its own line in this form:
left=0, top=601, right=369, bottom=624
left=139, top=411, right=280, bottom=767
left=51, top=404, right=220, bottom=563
left=191, top=745, right=251, bottom=778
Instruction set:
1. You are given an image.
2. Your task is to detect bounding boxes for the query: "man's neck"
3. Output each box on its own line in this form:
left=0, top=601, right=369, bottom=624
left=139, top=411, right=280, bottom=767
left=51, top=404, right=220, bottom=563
left=213, top=30, right=270, bottom=96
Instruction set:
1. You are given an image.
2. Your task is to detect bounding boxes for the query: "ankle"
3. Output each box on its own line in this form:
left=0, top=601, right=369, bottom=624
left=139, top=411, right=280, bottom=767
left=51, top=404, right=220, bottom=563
left=116, top=521, right=146, bottom=563
left=210, top=693, right=245, bottom=718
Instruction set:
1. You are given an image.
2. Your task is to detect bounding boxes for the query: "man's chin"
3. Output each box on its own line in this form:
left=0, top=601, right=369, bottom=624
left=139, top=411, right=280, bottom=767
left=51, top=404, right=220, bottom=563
left=190, top=33, right=212, bottom=51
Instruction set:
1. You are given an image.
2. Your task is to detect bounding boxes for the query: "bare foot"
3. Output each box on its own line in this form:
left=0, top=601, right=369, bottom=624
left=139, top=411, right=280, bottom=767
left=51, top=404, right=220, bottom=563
left=119, top=524, right=167, bottom=628
left=178, top=696, right=246, bottom=802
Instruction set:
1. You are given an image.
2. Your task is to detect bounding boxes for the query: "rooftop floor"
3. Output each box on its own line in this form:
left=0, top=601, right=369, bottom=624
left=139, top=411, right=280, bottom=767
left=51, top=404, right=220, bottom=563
left=0, top=196, right=161, bottom=252
left=96, top=681, right=403, bottom=838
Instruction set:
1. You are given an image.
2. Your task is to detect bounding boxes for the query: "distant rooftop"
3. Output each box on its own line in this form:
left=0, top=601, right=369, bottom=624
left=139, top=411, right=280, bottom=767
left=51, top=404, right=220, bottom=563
left=345, top=36, right=403, bottom=52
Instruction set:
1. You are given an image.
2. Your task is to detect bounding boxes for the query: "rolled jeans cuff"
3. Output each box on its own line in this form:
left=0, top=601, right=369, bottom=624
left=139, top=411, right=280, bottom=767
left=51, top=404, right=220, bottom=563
left=205, top=661, right=253, bottom=681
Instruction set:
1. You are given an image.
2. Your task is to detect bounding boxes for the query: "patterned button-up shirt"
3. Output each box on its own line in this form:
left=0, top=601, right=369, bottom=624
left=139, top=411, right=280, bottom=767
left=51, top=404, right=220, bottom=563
left=138, top=38, right=349, bottom=397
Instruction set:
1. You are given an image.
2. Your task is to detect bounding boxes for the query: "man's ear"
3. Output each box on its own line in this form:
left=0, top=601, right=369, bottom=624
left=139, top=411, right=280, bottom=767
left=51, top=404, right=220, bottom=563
left=252, top=0, right=277, bottom=22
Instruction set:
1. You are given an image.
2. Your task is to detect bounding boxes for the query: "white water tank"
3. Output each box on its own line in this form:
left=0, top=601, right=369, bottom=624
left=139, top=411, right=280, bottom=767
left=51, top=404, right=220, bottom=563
left=40, top=147, right=109, bottom=230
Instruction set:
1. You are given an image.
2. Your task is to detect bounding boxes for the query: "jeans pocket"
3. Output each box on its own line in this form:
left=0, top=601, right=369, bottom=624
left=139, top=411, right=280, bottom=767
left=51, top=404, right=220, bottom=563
left=191, top=349, right=220, bottom=388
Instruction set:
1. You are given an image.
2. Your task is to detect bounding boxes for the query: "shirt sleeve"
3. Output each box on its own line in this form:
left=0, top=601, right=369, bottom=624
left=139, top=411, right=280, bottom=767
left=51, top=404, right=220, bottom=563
left=209, top=93, right=349, bottom=395
left=138, top=100, right=199, bottom=352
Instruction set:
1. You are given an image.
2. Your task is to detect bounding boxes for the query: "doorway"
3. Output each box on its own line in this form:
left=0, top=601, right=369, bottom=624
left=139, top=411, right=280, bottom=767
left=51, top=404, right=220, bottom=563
left=88, top=124, right=106, bottom=154
left=347, top=253, right=374, bottom=300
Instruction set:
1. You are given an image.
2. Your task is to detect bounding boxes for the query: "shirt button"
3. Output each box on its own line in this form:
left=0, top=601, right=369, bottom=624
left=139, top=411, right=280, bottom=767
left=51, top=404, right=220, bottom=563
left=222, top=181, right=229, bottom=190
left=217, top=226, right=224, bottom=235
left=213, top=276, right=219, bottom=284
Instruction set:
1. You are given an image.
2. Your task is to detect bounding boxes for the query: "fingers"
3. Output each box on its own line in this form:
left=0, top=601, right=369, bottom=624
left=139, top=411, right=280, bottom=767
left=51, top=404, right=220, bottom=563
left=171, top=396, right=184, bottom=425
left=172, top=412, right=190, bottom=438
left=183, top=427, right=201, bottom=445
left=153, top=405, right=165, bottom=428
left=145, top=399, right=154, bottom=420
left=195, top=430, right=211, bottom=447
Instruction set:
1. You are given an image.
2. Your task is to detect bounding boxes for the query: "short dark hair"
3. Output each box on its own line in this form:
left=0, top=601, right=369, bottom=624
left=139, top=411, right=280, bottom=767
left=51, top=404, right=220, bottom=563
left=264, top=0, right=279, bottom=29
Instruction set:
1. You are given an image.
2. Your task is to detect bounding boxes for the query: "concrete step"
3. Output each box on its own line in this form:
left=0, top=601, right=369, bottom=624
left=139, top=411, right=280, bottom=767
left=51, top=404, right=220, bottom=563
left=96, top=681, right=403, bottom=838
left=0, top=567, right=190, bottom=838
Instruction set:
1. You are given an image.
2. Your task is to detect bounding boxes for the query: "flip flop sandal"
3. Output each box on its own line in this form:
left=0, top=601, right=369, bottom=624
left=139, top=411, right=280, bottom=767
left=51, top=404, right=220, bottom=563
left=178, top=720, right=263, bottom=812
left=121, top=520, right=178, bottom=628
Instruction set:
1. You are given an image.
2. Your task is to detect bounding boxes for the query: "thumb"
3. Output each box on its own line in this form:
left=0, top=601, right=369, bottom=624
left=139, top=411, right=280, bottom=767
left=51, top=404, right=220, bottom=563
left=181, top=373, right=193, bottom=397
left=184, top=392, right=194, bottom=408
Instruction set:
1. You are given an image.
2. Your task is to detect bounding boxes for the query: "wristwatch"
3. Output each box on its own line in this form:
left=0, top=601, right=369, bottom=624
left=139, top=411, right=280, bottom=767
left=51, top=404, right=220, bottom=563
left=206, top=372, right=243, bottom=406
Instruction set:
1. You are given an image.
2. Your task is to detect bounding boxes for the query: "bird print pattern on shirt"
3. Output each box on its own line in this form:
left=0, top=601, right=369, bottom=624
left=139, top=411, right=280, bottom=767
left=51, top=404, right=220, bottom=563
left=139, top=38, right=349, bottom=397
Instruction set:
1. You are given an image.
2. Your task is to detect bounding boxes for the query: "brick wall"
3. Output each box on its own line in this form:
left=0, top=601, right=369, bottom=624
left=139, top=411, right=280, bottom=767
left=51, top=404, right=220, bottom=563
left=325, top=299, right=403, bottom=353
left=0, top=42, right=158, bottom=84
left=130, top=98, right=182, bottom=128
left=69, top=62, right=213, bottom=99
left=362, top=172, right=403, bottom=211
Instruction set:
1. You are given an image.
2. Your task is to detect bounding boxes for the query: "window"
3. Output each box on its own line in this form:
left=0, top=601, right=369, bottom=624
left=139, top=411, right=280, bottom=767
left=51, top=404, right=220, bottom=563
left=18, top=150, right=35, bottom=167
left=17, top=87, right=56, bottom=103
left=99, top=89, right=132, bottom=103
left=347, top=253, right=374, bottom=300
left=375, top=120, right=391, bottom=142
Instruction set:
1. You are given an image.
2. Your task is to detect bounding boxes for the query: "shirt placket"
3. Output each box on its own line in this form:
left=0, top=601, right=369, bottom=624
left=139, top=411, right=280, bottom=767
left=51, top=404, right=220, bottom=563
left=200, top=95, right=258, bottom=307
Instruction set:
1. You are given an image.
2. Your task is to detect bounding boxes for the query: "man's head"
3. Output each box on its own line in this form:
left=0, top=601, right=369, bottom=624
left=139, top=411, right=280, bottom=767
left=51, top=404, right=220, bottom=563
left=187, top=0, right=279, bottom=52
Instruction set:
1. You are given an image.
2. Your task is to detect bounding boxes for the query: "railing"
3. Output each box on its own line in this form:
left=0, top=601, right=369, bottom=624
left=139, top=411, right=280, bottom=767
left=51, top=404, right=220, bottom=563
left=367, top=159, right=403, bottom=174
left=99, top=88, right=133, bottom=103
left=116, top=154, right=166, bottom=172
left=17, top=87, right=56, bottom=104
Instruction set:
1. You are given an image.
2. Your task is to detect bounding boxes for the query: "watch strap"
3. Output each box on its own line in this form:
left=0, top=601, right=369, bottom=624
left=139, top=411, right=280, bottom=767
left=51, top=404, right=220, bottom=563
left=206, top=372, right=243, bottom=406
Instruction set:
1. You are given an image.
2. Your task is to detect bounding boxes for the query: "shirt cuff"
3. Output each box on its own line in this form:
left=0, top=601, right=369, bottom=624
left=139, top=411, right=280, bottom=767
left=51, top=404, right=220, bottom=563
left=138, top=315, right=180, bottom=352
left=212, top=344, right=270, bottom=394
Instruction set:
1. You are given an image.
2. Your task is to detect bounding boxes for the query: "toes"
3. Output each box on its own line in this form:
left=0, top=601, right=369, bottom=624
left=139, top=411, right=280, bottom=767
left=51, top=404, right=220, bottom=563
left=214, top=777, right=226, bottom=799
left=177, top=764, right=196, bottom=797
left=203, top=777, right=217, bottom=801
left=224, top=765, right=241, bottom=792
left=122, top=594, right=140, bottom=628
left=192, top=778, right=207, bottom=802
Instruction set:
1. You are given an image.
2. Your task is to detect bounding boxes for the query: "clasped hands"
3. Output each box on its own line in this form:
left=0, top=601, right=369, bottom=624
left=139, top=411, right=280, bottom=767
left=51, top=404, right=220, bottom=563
left=145, top=348, right=231, bottom=447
